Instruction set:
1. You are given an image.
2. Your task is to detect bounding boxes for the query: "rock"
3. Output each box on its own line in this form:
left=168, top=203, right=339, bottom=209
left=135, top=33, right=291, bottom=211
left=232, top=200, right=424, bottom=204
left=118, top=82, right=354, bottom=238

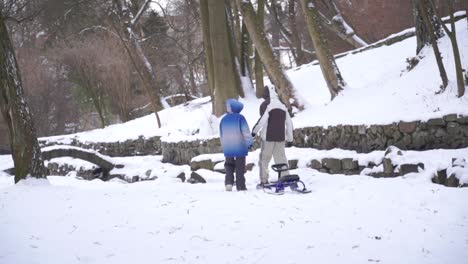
left=308, top=159, right=322, bottom=170
left=342, top=158, right=359, bottom=171
left=411, top=131, right=427, bottom=149
left=432, top=169, right=447, bottom=185
left=131, top=176, right=140, bottom=183
left=399, top=121, right=417, bottom=133
left=458, top=116, right=468, bottom=124
left=176, top=172, right=186, bottom=182
left=322, top=158, right=342, bottom=172
left=399, top=163, right=424, bottom=176
left=383, top=158, right=395, bottom=176
left=434, top=128, right=447, bottom=138
left=358, top=126, right=367, bottom=135
left=447, top=122, right=460, bottom=135
left=145, top=169, right=152, bottom=177
left=443, top=114, right=458, bottom=122
left=427, top=118, right=446, bottom=126
left=288, top=159, right=298, bottom=170
left=384, top=146, right=402, bottom=156
left=446, top=174, right=460, bottom=187
left=187, top=171, right=206, bottom=184
left=190, top=159, right=215, bottom=171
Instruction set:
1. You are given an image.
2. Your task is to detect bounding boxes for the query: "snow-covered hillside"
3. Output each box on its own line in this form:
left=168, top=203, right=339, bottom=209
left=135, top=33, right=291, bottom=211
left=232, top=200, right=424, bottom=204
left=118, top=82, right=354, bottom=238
left=1, top=16, right=468, bottom=264
left=41, top=19, right=468, bottom=144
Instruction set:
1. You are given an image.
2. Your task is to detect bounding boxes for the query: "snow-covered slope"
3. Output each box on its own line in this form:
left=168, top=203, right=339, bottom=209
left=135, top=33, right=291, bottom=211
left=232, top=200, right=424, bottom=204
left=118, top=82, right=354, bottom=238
left=41, top=19, right=468, bottom=144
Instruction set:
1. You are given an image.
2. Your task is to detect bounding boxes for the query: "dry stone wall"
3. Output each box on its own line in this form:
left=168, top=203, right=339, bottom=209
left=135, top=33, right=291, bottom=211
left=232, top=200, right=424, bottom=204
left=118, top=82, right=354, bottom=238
left=294, top=115, right=468, bottom=153
left=39, top=136, right=162, bottom=157
left=39, top=115, right=468, bottom=165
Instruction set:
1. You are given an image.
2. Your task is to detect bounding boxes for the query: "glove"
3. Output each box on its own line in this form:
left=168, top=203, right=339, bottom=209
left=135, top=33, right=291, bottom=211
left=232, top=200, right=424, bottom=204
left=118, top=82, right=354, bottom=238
left=286, top=142, right=293, bottom=147
left=251, top=132, right=256, bottom=137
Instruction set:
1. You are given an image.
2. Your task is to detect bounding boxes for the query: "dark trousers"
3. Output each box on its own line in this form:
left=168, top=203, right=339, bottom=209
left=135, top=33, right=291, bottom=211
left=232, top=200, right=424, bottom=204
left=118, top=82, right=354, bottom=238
left=225, top=157, right=246, bottom=190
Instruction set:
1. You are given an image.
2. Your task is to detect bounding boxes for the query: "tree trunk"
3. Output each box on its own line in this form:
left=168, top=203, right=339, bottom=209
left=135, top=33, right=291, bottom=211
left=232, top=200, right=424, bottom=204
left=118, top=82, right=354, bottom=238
left=300, top=0, right=346, bottom=100
left=318, top=0, right=368, bottom=49
left=0, top=16, right=46, bottom=183
left=200, top=0, right=215, bottom=97
left=112, top=0, right=162, bottom=127
left=206, top=0, right=242, bottom=116
left=236, top=0, right=302, bottom=110
left=270, top=0, right=281, bottom=59
left=288, top=0, right=310, bottom=66
left=444, top=0, right=465, bottom=97
left=255, top=0, right=265, bottom=98
left=412, top=0, right=444, bottom=55
left=419, top=0, right=448, bottom=90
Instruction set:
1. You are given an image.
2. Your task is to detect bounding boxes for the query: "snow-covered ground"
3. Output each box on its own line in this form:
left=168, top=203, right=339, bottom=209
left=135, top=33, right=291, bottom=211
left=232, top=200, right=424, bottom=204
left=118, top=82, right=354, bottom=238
left=1, top=145, right=468, bottom=264
left=1, top=162, right=467, bottom=264
left=1, top=15, right=468, bottom=264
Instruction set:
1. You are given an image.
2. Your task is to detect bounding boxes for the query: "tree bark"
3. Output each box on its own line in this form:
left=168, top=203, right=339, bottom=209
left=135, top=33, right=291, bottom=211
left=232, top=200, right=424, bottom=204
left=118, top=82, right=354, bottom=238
left=437, top=0, right=464, bottom=97
left=255, top=0, right=265, bottom=98
left=300, top=0, right=346, bottom=100
left=418, top=0, right=448, bottom=90
left=199, top=0, right=215, bottom=97
left=204, top=0, right=242, bottom=116
left=318, top=0, right=368, bottom=49
left=0, top=16, right=46, bottom=183
left=288, top=0, right=310, bottom=66
left=236, top=0, right=302, bottom=110
left=412, top=0, right=444, bottom=55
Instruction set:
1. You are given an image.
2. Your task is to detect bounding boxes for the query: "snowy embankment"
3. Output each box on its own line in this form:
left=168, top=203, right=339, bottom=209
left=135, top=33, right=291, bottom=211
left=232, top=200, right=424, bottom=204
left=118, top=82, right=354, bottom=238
left=40, top=19, right=468, bottom=144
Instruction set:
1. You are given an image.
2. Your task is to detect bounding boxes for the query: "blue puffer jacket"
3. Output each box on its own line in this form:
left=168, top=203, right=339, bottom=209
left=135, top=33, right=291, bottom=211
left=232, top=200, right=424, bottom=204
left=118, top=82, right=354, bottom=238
left=220, top=99, right=253, bottom=157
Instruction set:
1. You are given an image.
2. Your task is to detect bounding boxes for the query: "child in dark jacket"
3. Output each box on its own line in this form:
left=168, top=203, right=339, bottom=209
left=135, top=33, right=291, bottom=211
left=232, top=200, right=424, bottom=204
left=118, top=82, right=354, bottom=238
left=219, top=99, right=253, bottom=191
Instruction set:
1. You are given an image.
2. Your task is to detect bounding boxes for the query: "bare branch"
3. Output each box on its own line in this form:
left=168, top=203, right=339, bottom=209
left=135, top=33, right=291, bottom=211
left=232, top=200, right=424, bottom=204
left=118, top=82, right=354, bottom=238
left=131, top=0, right=151, bottom=26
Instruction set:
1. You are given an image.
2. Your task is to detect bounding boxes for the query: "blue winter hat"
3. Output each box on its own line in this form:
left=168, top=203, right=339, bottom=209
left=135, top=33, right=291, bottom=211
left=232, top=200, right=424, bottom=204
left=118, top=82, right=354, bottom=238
left=226, top=99, right=244, bottom=113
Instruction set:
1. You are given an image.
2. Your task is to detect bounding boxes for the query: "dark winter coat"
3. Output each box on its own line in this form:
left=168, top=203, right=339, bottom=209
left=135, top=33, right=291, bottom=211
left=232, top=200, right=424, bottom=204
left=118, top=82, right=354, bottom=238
left=220, top=99, right=253, bottom=157
left=252, top=86, right=293, bottom=142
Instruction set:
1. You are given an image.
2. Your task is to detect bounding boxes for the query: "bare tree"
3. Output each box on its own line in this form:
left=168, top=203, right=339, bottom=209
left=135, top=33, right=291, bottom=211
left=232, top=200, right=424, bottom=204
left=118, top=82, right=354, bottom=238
left=429, top=0, right=465, bottom=97
left=300, top=0, right=346, bottom=99
left=316, top=0, right=367, bottom=49
left=111, top=0, right=164, bottom=127
left=58, top=38, right=110, bottom=128
left=0, top=3, right=46, bottom=183
left=235, top=0, right=302, bottom=110
left=416, top=0, right=448, bottom=91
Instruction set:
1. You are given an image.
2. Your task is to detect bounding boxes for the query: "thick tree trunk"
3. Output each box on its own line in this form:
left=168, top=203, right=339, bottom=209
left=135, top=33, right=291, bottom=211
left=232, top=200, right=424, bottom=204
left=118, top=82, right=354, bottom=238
left=412, top=0, right=444, bottom=55
left=300, top=0, right=346, bottom=100
left=206, top=0, right=242, bottom=116
left=255, top=0, right=265, bottom=98
left=200, top=0, right=215, bottom=97
left=236, top=0, right=302, bottom=110
left=0, top=16, right=46, bottom=183
left=419, top=0, right=448, bottom=90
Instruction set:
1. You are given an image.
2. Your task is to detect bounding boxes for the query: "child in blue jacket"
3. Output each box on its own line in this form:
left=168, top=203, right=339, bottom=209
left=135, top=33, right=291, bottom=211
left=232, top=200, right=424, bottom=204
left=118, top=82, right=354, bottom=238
left=219, top=99, right=253, bottom=191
